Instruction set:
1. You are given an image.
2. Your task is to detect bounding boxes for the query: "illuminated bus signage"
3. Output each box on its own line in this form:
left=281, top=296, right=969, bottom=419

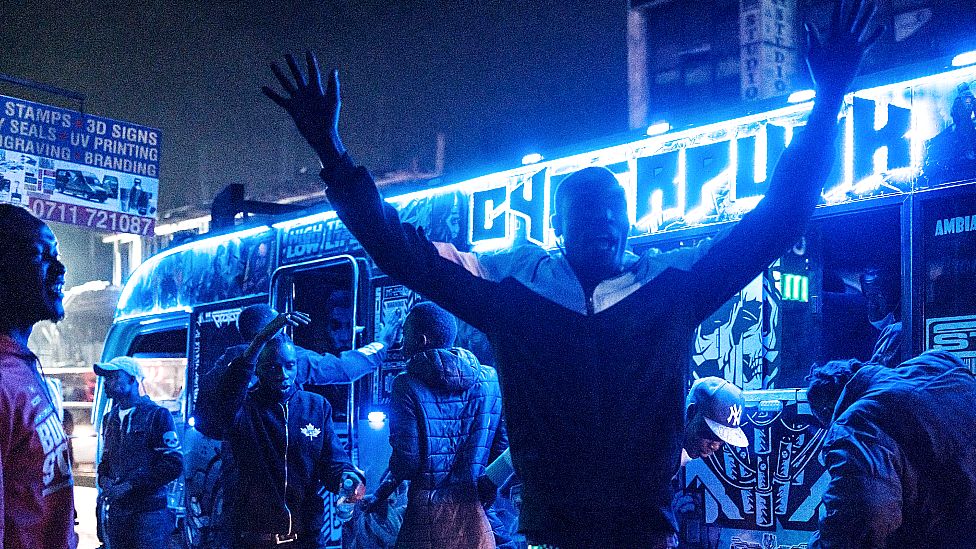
left=275, top=65, right=974, bottom=255
left=462, top=65, right=975, bottom=250
left=777, top=274, right=809, bottom=302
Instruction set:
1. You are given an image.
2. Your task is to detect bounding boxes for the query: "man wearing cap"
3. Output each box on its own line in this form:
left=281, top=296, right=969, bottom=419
left=95, top=356, right=184, bottom=548
left=681, top=377, right=748, bottom=466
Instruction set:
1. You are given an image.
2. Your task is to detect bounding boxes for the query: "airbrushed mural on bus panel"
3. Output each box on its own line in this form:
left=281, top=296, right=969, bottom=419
left=115, top=227, right=276, bottom=319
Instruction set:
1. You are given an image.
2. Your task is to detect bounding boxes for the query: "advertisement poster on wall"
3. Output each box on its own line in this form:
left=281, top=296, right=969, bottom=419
left=0, top=94, right=161, bottom=235
left=922, top=185, right=976, bottom=370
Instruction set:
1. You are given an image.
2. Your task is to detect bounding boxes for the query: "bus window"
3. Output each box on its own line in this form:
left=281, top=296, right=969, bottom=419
left=778, top=206, right=903, bottom=387
left=124, top=328, right=188, bottom=413
left=273, top=258, right=369, bottom=425
left=129, top=357, right=186, bottom=413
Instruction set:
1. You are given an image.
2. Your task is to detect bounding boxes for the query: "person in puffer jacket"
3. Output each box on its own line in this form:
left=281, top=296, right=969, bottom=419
left=363, top=302, right=507, bottom=548
left=805, top=350, right=976, bottom=549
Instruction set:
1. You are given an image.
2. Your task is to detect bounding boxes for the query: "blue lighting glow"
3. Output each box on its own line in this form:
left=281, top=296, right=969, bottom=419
left=367, top=411, right=387, bottom=430
left=952, top=50, right=976, bottom=67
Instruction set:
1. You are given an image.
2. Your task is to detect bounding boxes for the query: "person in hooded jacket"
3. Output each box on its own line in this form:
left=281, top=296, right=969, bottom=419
left=363, top=302, right=507, bottom=548
left=805, top=350, right=976, bottom=548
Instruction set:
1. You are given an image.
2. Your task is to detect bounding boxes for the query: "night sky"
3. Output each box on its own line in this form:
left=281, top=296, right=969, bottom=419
left=1, top=0, right=629, bottom=213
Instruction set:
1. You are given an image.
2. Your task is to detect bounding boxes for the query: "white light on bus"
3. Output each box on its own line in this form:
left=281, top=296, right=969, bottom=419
left=952, top=50, right=976, bottom=67
left=187, top=416, right=196, bottom=427
left=646, top=121, right=671, bottom=136
left=367, top=411, right=387, bottom=430
left=787, top=89, right=816, bottom=104
left=521, top=153, right=544, bottom=165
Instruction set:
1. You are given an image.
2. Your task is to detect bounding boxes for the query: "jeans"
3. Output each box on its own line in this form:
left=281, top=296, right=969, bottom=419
left=105, top=507, right=175, bottom=549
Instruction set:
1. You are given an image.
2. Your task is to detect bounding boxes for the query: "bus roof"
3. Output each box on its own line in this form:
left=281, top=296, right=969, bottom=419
left=115, top=62, right=976, bottom=321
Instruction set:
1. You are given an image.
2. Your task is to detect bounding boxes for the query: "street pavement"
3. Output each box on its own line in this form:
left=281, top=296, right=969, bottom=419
left=75, top=486, right=100, bottom=549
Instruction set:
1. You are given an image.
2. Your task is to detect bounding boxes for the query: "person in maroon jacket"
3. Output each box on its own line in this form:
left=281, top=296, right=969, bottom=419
left=0, top=204, right=78, bottom=549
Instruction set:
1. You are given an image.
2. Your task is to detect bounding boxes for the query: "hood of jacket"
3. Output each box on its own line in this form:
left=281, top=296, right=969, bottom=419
left=832, top=349, right=969, bottom=421
left=406, top=347, right=481, bottom=392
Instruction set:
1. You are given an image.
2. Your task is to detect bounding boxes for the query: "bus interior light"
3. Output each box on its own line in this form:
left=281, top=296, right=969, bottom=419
left=367, top=411, right=387, bottom=430
left=787, top=89, right=816, bottom=104
left=646, top=121, right=671, bottom=136
left=951, top=50, right=976, bottom=67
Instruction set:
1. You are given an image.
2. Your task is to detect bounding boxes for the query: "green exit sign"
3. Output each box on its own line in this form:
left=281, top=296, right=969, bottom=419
left=779, top=274, right=809, bottom=302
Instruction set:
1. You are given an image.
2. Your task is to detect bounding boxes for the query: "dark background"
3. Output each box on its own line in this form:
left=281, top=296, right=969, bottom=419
left=0, top=0, right=630, bottom=213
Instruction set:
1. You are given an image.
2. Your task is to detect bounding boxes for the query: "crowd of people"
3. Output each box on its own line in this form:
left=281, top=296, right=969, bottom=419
left=2, top=1, right=976, bottom=548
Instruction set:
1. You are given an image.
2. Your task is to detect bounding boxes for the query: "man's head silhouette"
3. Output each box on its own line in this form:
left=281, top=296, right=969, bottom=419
left=551, top=167, right=630, bottom=290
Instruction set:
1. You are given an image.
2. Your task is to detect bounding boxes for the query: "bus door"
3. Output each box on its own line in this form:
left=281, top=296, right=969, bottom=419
left=911, top=181, right=976, bottom=371
left=271, top=254, right=371, bottom=546
left=182, top=295, right=266, bottom=548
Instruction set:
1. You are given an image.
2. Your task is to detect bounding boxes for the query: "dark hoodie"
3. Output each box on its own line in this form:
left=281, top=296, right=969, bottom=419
left=384, top=347, right=506, bottom=549
left=810, top=350, right=976, bottom=549
left=203, top=355, right=358, bottom=544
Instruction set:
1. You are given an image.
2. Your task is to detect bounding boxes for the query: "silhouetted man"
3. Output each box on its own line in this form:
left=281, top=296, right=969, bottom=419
left=264, top=2, right=879, bottom=545
left=806, top=350, right=976, bottom=548
left=859, top=267, right=903, bottom=367
left=923, top=82, right=976, bottom=185
left=0, top=204, right=77, bottom=548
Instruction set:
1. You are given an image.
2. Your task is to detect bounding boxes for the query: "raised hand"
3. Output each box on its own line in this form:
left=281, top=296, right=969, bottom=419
left=376, top=308, right=404, bottom=348
left=263, top=52, right=346, bottom=168
left=805, top=0, right=883, bottom=102
left=246, top=310, right=311, bottom=359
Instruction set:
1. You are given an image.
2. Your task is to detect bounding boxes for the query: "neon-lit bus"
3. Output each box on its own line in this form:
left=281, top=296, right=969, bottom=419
left=97, top=60, right=976, bottom=548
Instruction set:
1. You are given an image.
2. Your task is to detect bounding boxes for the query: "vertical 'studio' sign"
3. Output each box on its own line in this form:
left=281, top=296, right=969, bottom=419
left=0, top=94, right=161, bottom=235
left=740, top=0, right=799, bottom=101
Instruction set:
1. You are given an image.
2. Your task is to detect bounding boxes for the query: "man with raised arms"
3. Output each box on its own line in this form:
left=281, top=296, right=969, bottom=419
left=263, top=3, right=879, bottom=546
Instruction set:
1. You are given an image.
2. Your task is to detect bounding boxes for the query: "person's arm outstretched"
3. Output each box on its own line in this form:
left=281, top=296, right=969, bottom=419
left=263, top=54, right=532, bottom=336
left=689, top=0, right=882, bottom=323
left=298, top=308, right=402, bottom=384
left=195, top=312, right=307, bottom=438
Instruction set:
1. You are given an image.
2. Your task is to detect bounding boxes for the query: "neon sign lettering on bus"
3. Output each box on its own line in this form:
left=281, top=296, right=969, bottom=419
left=463, top=65, right=972, bottom=250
